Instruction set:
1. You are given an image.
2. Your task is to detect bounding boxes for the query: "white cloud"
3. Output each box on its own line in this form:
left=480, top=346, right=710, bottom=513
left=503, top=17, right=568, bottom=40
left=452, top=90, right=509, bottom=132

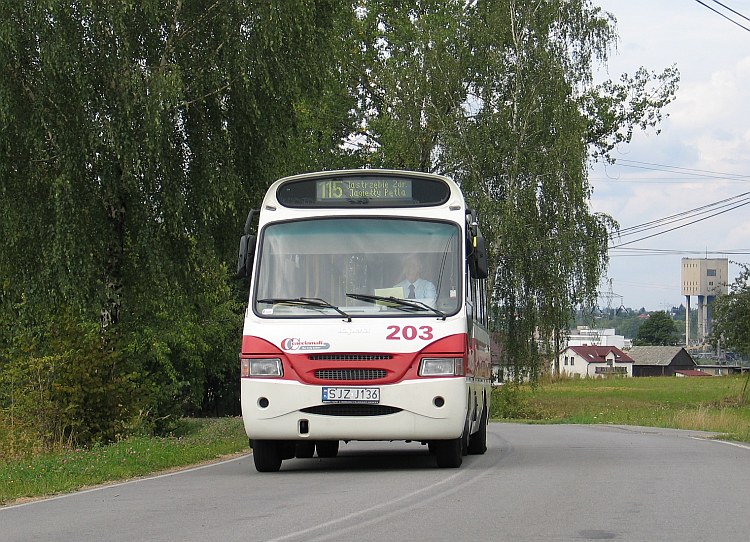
left=589, top=0, right=750, bottom=310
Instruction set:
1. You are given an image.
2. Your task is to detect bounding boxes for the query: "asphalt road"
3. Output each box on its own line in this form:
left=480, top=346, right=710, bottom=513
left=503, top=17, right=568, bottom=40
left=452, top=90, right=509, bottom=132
left=3, top=423, right=749, bottom=541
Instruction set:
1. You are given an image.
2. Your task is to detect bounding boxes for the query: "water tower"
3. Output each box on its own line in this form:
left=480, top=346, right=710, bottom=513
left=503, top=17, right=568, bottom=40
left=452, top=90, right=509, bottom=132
left=681, top=258, right=728, bottom=344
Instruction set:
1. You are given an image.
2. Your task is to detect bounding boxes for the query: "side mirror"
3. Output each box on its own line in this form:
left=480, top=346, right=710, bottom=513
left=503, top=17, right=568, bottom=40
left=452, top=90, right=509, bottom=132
left=465, top=209, right=488, bottom=279
left=468, top=233, right=489, bottom=279
left=469, top=235, right=490, bottom=279
left=237, top=234, right=256, bottom=278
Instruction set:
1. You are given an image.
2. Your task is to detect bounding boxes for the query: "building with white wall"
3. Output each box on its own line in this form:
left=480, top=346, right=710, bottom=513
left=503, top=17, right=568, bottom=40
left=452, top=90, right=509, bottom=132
left=681, top=258, right=728, bottom=344
left=566, top=326, right=628, bottom=349
left=556, top=345, right=634, bottom=378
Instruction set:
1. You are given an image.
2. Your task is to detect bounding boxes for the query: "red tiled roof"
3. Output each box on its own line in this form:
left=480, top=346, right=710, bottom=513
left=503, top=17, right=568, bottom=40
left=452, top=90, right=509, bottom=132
left=566, top=345, right=634, bottom=364
left=675, top=369, right=712, bottom=377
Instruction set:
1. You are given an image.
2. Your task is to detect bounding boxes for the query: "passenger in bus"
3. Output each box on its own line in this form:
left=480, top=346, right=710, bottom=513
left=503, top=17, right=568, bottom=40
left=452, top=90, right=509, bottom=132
left=394, top=254, right=437, bottom=304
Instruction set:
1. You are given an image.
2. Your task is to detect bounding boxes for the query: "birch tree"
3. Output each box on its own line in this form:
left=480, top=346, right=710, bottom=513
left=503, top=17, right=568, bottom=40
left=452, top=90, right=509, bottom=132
left=0, top=0, right=354, bottom=444
left=353, top=0, right=678, bottom=378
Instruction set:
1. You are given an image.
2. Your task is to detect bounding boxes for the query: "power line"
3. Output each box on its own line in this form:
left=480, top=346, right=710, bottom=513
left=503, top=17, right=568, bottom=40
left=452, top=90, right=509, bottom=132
left=613, top=159, right=750, bottom=181
left=598, top=159, right=750, bottom=183
left=595, top=159, right=750, bottom=248
left=609, top=190, right=750, bottom=237
left=694, top=0, right=750, bottom=32
left=592, top=178, right=750, bottom=185
left=610, top=247, right=750, bottom=257
left=616, top=192, right=750, bottom=237
left=609, top=198, right=750, bottom=248
left=709, top=0, right=750, bottom=23
left=593, top=155, right=750, bottom=250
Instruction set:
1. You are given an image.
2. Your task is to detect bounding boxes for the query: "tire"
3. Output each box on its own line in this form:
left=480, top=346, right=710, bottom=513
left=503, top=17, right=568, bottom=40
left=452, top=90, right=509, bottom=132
left=434, top=437, right=463, bottom=468
left=462, top=418, right=470, bottom=456
left=279, top=441, right=296, bottom=460
left=315, top=440, right=340, bottom=458
left=468, top=404, right=488, bottom=455
left=295, top=441, right=315, bottom=458
left=252, top=440, right=282, bottom=472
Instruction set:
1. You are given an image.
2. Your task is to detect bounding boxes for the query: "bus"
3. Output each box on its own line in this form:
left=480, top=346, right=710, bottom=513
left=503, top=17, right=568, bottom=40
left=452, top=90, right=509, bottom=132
left=236, top=169, right=491, bottom=472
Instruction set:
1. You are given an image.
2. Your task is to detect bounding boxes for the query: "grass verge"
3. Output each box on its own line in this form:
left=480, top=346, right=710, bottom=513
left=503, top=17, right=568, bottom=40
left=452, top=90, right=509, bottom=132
left=1, top=417, right=247, bottom=506
left=4, top=377, right=749, bottom=505
left=492, top=375, right=750, bottom=442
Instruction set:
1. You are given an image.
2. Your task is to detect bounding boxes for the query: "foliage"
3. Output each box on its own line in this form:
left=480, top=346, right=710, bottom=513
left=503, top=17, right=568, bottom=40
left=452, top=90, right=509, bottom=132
left=712, top=263, right=750, bottom=403
left=1, top=1, right=678, bottom=448
left=574, top=305, right=698, bottom=342
left=712, top=263, right=750, bottom=360
left=634, top=311, right=680, bottom=345
left=351, top=0, right=677, bottom=379
left=490, top=384, right=541, bottom=420
left=0, top=1, right=355, bottom=447
left=0, top=312, right=140, bottom=456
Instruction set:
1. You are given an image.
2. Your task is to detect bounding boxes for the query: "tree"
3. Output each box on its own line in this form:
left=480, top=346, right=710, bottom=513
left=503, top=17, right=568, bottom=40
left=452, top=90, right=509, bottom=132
left=351, top=0, right=677, bottom=378
left=0, top=0, right=357, bottom=445
left=712, top=263, right=750, bottom=360
left=711, top=263, right=750, bottom=403
left=634, top=311, right=679, bottom=346
left=1, top=0, right=680, bottom=448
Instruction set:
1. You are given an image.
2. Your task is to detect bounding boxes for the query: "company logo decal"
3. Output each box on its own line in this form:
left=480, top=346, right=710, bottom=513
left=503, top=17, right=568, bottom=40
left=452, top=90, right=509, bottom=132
left=281, top=338, right=331, bottom=351
left=338, top=326, right=370, bottom=335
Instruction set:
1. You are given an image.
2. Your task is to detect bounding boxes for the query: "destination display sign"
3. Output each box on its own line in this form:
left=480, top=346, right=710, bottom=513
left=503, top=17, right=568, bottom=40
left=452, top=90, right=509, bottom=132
left=316, top=178, right=412, bottom=201
left=276, top=175, right=450, bottom=208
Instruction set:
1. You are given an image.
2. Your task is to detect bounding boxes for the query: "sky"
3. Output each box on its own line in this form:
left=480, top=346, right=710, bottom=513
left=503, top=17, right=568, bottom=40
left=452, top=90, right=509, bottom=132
left=588, top=0, right=750, bottom=311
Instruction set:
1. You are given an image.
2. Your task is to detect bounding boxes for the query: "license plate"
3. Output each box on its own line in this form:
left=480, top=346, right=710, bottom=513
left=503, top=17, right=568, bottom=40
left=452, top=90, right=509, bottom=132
left=322, top=387, right=380, bottom=404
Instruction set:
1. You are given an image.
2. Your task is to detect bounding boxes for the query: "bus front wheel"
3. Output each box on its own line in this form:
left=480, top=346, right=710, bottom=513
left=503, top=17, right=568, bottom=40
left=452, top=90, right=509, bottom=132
left=433, top=437, right=463, bottom=468
left=295, top=441, right=315, bottom=458
left=252, top=440, right=282, bottom=472
left=316, top=440, right=340, bottom=458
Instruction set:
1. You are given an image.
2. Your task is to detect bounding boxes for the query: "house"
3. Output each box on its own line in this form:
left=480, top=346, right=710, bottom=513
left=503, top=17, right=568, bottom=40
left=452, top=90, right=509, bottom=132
left=556, top=345, right=634, bottom=378
left=675, top=369, right=712, bottom=377
left=691, top=363, right=747, bottom=376
left=627, top=346, right=696, bottom=377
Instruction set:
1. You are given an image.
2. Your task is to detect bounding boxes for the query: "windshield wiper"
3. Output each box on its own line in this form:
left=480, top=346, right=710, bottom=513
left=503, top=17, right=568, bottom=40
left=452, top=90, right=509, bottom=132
left=257, top=297, right=352, bottom=322
left=346, top=293, right=446, bottom=320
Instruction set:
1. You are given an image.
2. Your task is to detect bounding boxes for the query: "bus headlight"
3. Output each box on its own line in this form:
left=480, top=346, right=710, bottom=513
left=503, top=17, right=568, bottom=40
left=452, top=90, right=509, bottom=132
left=241, top=357, right=283, bottom=377
left=419, top=357, right=464, bottom=377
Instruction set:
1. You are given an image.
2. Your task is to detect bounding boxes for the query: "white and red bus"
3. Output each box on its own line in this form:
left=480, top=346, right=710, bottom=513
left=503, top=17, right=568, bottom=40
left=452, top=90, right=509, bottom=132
left=236, top=169, right=491, bottom=471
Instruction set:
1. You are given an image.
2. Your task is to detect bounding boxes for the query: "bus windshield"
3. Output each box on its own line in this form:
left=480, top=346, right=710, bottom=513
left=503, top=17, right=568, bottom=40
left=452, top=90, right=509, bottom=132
left=254, top=217, right=461, bottom=318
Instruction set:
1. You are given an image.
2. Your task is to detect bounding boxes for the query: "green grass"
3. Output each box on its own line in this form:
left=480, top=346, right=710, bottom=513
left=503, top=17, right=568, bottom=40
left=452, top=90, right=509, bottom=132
left=0, top=417, right=247, bottom=505
left=4, top=377, right=749, bottom=505
left=492, top=375, right=750, bottom=442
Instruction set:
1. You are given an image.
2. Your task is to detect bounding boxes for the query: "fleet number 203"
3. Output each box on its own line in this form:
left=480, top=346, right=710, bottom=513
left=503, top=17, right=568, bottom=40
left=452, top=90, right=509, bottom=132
left=386, top=325, right=433, bottom=340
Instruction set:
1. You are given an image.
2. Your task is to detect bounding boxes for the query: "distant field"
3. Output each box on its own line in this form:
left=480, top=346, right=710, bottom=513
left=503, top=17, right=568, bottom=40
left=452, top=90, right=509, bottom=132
left=491, top=375, right=750, bottom=443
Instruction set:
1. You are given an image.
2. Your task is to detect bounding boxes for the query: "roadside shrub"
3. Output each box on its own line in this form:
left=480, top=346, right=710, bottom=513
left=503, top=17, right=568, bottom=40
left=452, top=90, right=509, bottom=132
left=0, top=312, right=143, bottom=456
left=490, top=383, right=540, bottom=419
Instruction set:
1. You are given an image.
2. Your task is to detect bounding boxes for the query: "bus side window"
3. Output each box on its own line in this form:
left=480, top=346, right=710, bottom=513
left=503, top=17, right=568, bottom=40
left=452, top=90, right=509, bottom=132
left=478, top=279, right=488, bottom=326
left=466, top=270, right=489, bottom=326
left=466, top=266, right=475, bottom=320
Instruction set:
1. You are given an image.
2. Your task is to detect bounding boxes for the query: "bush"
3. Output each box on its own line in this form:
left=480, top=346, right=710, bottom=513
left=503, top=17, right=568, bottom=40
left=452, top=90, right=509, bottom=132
left=0, top=261, right=243, bottom=457
left=490, top=383, right=540, bottom=419
left=0, top=312, right=145, bottom=457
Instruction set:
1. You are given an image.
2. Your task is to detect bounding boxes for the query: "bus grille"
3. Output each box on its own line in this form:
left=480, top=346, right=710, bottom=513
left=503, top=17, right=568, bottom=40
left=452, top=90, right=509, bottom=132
left=315, top=369, right=387, bottom=381
left=301, top=404, right=402, bottom=417
left=309, top=354, right=393, bottom=361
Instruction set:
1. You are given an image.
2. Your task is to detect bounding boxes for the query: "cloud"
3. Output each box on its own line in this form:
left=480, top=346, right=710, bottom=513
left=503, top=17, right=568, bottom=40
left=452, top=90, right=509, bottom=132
left=589, top=0, right=750, bottom=310
left=670, top=56, right=750, bottom=170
